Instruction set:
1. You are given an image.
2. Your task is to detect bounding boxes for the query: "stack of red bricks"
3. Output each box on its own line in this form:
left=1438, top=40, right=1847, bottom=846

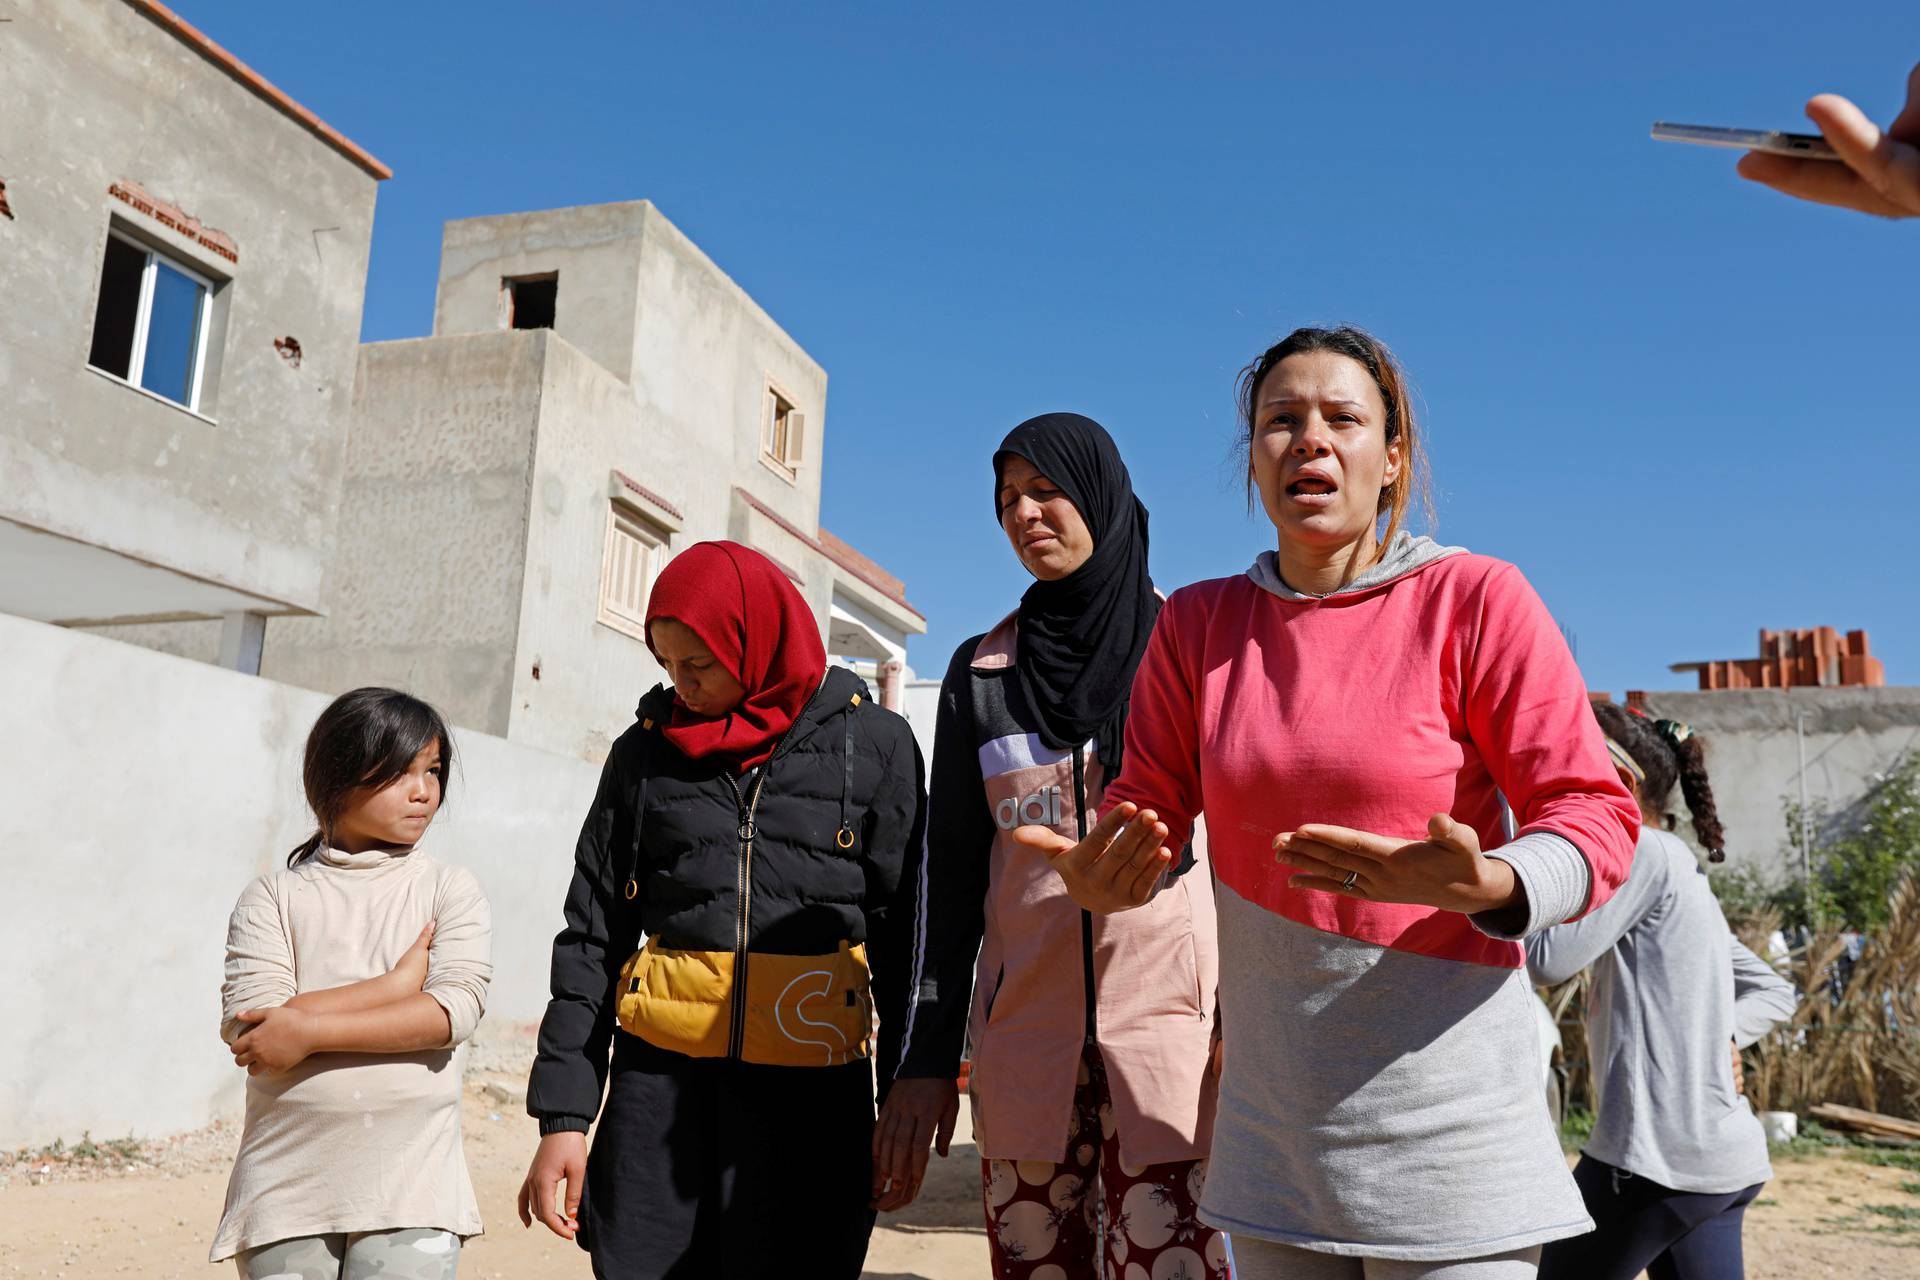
left=1675, top=627, right=1885, bottom=691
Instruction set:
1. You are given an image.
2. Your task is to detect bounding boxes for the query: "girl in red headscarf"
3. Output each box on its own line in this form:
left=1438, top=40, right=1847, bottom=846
left=517, top=541, right=928, bottom=1279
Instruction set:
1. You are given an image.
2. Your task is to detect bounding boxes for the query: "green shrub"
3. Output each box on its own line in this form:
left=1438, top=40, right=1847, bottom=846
left=1558, top=1107, right=1595, bottom=1153
left=1781, top=754, right=1920, bottom=931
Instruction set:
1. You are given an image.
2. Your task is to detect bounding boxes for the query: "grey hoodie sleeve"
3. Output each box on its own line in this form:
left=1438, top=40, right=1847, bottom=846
left=1729, top=934, right=1798, bottom=1048
left=1522, top=837, right=1661, bottom=984
left=1474, top=832, right=1596, bottom=942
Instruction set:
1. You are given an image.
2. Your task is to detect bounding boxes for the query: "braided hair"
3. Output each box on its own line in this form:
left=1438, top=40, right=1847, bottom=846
left=1591, top=701, right=1728, bottom=862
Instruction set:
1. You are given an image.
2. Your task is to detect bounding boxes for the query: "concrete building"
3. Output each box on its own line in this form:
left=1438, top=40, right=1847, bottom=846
left=263, top=201, right=925, bottom=762
left=0, top=0, right=386, bottom=670
left=0, top=4, right=930, bottom=1150
left=0, top=0, right=603, bottom=1151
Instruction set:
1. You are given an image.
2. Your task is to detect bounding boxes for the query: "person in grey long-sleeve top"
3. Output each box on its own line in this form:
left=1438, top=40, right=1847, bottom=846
left=1527, top=703, right=1797, bottom=1280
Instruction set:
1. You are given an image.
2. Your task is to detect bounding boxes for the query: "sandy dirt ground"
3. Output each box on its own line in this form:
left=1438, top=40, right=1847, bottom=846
left=2, top=1077, right=1913, bottom=1278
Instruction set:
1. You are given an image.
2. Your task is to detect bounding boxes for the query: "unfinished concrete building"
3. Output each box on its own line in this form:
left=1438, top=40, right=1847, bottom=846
left=264, top=201, right=925, bottom=762
left=0, top=0, right=386, bottom=667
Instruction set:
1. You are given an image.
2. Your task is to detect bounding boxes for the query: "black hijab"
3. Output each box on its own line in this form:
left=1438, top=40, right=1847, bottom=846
left=993, top=413, right=1158, bottom=775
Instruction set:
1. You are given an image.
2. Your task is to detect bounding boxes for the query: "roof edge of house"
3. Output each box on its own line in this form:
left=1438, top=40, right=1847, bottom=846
left=124, top=0, right=393, bottom=181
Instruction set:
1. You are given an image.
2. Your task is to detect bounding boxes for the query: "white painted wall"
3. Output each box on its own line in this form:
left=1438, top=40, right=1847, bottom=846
left=0, top=613, right=600, bottom=1148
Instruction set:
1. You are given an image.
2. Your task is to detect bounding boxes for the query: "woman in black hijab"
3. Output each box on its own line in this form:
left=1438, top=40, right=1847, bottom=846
left=874, top=414, right=1226, bottom=1280
left=995, top=413, right=1160, bottom=779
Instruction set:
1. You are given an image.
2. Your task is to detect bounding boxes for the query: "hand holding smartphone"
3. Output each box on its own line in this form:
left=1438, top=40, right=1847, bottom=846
left=1654, top=61, right=1920, bottom=219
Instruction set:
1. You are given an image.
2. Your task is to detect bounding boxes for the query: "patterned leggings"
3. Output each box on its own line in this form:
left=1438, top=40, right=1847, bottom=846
left=234, top=1228, right=461, bottom=1279
left=982, top=1039, right=1230, bottom=1280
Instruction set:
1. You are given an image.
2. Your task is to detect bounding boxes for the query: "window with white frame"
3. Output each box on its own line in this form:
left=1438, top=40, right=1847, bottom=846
left=598, top=505, right=666, bottom=641
left=87, top=229, right=216, bottom=412
left=760, top=386, right=804, bottom=478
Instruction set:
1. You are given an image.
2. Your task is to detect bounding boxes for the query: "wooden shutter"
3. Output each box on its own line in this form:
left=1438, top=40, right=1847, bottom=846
left=786, top=410, right=805, bottom=467
left=600, top=509, right=657, bottom=637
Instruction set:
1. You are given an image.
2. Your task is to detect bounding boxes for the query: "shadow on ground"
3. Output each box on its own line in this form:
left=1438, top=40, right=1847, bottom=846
left=875, top=1140, right=985, bottom=1233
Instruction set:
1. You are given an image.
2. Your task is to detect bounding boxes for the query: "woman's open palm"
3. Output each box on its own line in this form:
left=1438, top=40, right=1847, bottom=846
left=1012, top=802, right=1171, bottom=914
left=1275, top=813, right=1520, bottom=916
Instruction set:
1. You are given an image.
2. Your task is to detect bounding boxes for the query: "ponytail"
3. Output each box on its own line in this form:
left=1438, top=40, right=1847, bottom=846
left=1592, top=703, right=1728, bottom=862
left=1654, top=719, right=1726, bottom=863
left=286, top=831, right=326, bottom=868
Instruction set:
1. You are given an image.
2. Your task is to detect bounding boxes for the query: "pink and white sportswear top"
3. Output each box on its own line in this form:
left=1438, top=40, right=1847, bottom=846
left=1103, top=536, right=1639, bottom=1260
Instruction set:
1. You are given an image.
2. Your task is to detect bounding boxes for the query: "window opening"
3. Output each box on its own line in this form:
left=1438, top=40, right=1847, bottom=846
left=761, top=387, right=804, bottom=476
left=507, top=274, right=558, bottom=330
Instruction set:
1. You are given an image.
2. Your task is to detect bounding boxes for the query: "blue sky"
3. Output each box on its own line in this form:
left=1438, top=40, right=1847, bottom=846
left=182, top=2, right=1917, bottom=694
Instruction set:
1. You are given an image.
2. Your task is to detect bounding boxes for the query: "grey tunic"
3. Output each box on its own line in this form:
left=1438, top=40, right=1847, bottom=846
left=1525, top=827, right=1797, bottom=1195
left=1204, top=878, right=1596, bottom=1261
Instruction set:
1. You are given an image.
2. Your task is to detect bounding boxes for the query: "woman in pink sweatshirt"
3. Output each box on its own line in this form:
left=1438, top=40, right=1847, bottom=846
left=1019, top=327, right=1640, bottom=1280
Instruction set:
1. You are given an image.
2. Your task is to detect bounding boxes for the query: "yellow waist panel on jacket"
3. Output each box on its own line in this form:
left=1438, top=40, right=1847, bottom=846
left=615, top=938, right=874, bottom=1067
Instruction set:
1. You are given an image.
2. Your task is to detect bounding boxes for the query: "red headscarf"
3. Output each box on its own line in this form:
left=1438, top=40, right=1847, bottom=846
left=643, top=540, right=828, bottom=770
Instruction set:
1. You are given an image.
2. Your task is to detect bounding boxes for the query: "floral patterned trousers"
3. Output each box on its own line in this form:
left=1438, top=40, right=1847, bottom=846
left=982, top=1038, right=1231, bottom=1280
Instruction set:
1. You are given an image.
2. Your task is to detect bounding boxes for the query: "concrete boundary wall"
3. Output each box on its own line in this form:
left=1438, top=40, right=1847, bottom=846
left=1636, top=688, right=1920, bottom=877
left=0, top=614, right=600, bottom=1148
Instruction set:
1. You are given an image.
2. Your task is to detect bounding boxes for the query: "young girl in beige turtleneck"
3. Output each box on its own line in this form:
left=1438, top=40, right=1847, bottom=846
left=210, top=688, right=492, bottom=1280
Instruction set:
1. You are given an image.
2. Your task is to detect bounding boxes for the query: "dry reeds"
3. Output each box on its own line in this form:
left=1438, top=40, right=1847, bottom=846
left=1540, top=871, right=1920, bottom=1123
left=1737, top=871, right=1920, bottom=1120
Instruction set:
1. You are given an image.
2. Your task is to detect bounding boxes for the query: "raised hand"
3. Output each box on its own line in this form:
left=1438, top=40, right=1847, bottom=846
left=1737, top=61, right=1920, bottom=218
left=1275, top=813, right=1522, bottom=916
left=1012, top=802, right=1171, bottom=914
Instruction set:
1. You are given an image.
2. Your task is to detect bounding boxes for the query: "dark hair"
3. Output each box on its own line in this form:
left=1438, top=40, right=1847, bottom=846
left=1591, top=701, right=1727, bottom=861
left=287, top=687, right=455, bottom=867
left=1235, top=326, right=1432, bottom=548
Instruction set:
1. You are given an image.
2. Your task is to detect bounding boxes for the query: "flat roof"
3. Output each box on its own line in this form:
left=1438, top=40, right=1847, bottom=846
left=124, top=1, right=392, bottom=180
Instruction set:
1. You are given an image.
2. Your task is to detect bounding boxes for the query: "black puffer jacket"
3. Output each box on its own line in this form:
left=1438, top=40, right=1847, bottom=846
left=528, top=666, right=927, bottom=1132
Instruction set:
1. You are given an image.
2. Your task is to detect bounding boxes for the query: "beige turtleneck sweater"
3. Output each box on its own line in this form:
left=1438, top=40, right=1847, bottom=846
left=210, top=846, right=492, bottom=1261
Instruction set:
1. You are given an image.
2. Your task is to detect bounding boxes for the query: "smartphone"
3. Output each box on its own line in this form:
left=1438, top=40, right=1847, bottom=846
left=1650, top=122, right=1839, bottom=160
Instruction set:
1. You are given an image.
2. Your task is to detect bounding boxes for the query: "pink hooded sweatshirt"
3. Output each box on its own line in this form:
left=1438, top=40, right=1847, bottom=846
left=1102, top=536, right=1639, bottom=1261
